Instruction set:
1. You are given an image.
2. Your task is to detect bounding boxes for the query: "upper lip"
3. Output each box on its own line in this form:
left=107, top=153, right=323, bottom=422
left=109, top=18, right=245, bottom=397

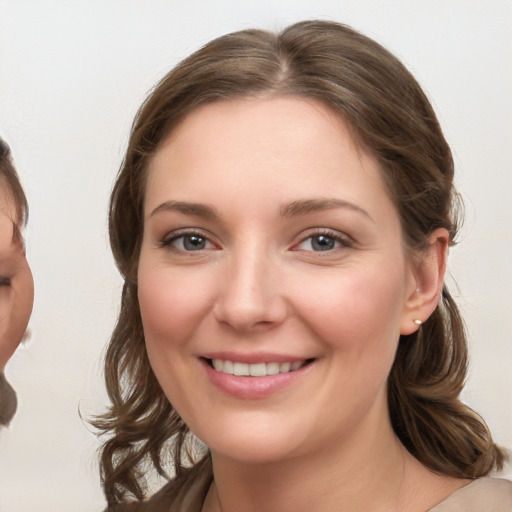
left=200, top=352, right=312, bottom=364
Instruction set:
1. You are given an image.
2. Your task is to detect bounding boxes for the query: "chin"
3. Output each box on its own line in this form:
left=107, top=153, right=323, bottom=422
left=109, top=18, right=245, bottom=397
left=210, top=439, right=301, bottom=466
left=194, top=417, right=309, bottom=465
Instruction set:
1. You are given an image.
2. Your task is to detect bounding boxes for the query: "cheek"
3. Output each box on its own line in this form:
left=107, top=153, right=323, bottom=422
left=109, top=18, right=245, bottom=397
left=0, top=264, right=34, bottom=368
left=295, top=268, right=408, bottom=424
left=296, top=265, right=407, bottom=356
left=137, top=265, right=215, bottom=346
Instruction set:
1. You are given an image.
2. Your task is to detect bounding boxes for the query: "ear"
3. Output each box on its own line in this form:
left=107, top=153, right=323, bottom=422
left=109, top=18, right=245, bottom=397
left=400, top=228, right=449, bottom=335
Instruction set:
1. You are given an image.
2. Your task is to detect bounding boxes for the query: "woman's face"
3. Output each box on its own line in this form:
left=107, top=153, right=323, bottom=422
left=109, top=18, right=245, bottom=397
left=138, top=97, right=420, bottom=464
left=0, top=186, right=34, bottom=370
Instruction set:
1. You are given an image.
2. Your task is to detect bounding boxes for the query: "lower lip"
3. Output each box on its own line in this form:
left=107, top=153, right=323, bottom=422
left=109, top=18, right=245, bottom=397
left=201, top=359, right=312, bottom=399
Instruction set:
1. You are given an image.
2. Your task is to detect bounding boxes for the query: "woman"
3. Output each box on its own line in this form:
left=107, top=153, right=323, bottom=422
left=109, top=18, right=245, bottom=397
left=0, top=138, right=34, bottom=427
left=96, top=20, right=511, bottom=510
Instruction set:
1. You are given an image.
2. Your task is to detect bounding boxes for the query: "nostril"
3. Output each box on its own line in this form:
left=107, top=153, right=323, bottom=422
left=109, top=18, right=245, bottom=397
left=213, top=294, right=288, bottom=333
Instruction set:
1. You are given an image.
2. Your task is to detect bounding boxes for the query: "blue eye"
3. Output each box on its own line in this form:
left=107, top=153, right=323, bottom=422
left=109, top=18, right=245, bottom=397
left=301, top=235, right=338, bottom=251
left=311, top=234, right=337, bottom=251
left=182, top=234, right=207, bottom=251
left=295, top=231, right=350, bottom=252
left=163, top=232, right=214, bottom=251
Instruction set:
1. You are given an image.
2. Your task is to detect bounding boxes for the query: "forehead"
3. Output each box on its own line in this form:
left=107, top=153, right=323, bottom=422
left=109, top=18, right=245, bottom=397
left=158, top=96, right=362, bottom=156
left=145, top=97, right=394, bottom=218
left=0, top=200, right=16, bottom=251
left=0, top=180, right=18, bottom=224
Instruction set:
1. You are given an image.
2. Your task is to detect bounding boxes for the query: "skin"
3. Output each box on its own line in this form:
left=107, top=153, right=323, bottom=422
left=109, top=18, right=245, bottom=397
left=138, top=97, right=466, bottom=511
left=0, top=186, right=33, bottom=370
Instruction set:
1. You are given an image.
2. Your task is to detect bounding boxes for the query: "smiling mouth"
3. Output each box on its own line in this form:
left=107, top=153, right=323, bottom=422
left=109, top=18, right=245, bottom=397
left=206, top=358, right=314, bottom=377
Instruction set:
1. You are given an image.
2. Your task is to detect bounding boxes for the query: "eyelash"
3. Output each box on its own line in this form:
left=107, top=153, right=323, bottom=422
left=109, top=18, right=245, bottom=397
left=0, top=276, right=11, bottom=287
left=159, top=229, right=216, bottom=252
left=292, top=229, right=353, bottom=253
left=158, top=228, right=353, bottom=254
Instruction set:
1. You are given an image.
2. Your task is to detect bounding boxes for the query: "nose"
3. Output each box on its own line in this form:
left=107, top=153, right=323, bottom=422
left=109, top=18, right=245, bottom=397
left=213, top=247, right=288, bottom=333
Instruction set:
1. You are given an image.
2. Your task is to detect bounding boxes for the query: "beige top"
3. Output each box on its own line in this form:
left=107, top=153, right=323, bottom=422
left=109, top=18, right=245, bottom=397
left=428, top=477, right=512, bottom=511
left=112, top=467, right=512, bottom=511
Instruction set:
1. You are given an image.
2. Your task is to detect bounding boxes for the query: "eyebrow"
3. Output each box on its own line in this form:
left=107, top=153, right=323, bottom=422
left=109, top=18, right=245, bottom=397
left=149, top=198, right=373, bottom=222
left=150, top=200, right=220, bottom=219
left=280, top=198, right=373, bottom=221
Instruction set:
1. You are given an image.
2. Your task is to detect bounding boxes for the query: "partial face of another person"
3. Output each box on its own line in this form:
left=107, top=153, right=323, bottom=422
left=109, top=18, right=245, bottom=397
left=0, top=184, right=34, bottom=370
left=138, top=97, right=425, bottom=464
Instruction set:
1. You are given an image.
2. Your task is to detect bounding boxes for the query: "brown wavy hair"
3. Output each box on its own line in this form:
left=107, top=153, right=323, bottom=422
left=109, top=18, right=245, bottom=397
left=0, top=138, right=29, bottom=242
left=94, top=20, right=506, bottom=506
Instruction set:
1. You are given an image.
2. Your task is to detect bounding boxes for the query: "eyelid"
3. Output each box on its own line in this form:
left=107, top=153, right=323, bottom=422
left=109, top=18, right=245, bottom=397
left=158, top=228, right=219, bottom=251
left=155, top=226, right=353, bottom=254
left=0, top=275, right=11, bottom=286
left=290, top=228, right=354, bottom=252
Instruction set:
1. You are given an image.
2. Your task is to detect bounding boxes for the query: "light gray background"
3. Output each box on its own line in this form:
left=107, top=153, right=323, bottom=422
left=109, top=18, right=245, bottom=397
left=0, top=1, right=511, bottom=510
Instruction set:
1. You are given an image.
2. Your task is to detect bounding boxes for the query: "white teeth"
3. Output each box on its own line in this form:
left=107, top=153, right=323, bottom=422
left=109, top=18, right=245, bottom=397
left=211, top=359, right=307, bottom=376
left=279, top=362, right=291, bottom=373
left=266, top=362, right=280, bottom=375
left=233, top=362, right=249, bottom=376
left=224, top=360, right=234, bottom=374
left=249, top=363, right=266, bottom=377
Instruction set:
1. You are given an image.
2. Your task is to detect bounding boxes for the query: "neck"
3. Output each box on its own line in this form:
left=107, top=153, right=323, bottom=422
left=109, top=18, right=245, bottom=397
left=205, top=410, right=410, bottom=512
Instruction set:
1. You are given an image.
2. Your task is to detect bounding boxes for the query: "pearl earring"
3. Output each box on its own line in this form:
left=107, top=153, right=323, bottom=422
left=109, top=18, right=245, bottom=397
left=414, top=319, right=422, bottom=326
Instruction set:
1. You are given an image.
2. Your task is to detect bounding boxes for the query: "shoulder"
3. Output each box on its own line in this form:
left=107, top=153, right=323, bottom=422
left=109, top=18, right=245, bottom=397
left=429, top=477, right=512, bottom=512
